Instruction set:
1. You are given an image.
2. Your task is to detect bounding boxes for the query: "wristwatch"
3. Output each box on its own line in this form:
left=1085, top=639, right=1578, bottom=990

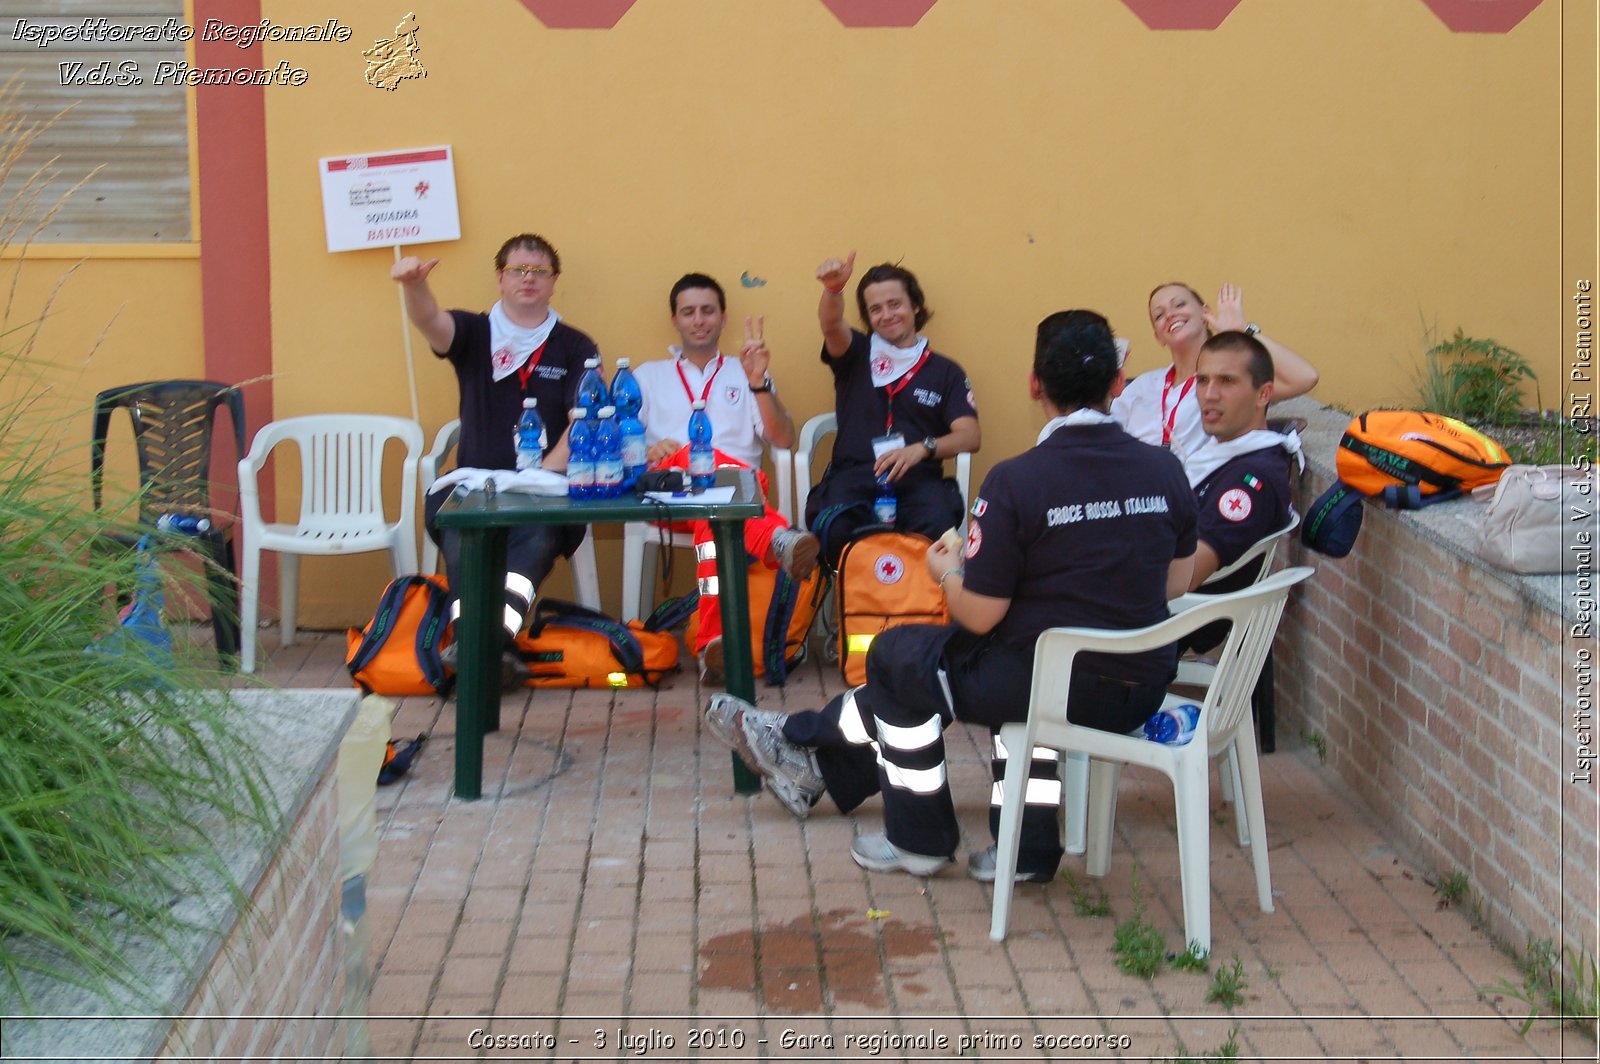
left=922, top=436, right=938, bottom=457
left=749, top=372, right=773, bottom=394
left=1244, top=322, right=1261, bottom=337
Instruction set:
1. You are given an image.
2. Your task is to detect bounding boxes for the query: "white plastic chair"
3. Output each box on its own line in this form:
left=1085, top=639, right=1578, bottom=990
left=989, top=566, right=1315, bottom=954
left=618, top=443, right=792, bottom=623
left=792, top=411, right=973, bottom=533
left=237, top=415, right=423, bottom=674
left=419, top=419, right=601, bottom=612
left=1057, top=512, right=1304, bottom=857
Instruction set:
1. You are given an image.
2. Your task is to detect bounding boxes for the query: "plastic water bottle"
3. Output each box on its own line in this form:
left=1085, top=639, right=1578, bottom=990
left=688, top=400, right=715, bottom=491
left=873, top=474, right=897, bottom=526
left=610, top=357, right=642, bottom=419
left=157, top=513, right=211, bottom=535
left=567, top=407, right=595, bottom=500
left=593, top=405, right=624, bottom=499
left=1143, top=702, right=1201, bottom=746
left=611, top=358, right=648, bottom=490
left=577, top=357, right=609, bottom=415
left=514, top=398, right=545, bottom=471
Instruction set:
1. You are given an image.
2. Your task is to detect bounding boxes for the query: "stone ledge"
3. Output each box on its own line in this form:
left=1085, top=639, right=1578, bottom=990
left=0, top=688, right=359, bottom=1063
left=1278, top=396, right=1572, bottom=619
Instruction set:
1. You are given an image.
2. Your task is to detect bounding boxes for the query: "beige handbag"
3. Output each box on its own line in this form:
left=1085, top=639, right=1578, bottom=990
left=1471, top=464, right=1594, bottom=574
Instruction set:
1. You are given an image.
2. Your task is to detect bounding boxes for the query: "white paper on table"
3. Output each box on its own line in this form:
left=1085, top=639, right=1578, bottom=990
left=644, top=487, right=736, bottom=505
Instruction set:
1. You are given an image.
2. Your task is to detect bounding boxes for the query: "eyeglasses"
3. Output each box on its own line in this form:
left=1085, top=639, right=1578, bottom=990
left=502, top=265, right=555, bottom=279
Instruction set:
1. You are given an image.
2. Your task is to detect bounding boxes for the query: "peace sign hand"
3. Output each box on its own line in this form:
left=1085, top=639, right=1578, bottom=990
left=816, top=250, right=857, bottom=292
left=739, top=315, right=771, bottom=382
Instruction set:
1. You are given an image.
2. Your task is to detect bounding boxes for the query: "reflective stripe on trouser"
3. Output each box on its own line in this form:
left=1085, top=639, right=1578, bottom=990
left=809, top=624, right=963, bottom=859
left=687, top=503, right=795, bottom=655
left=990, top=733, right=1063, bottom=831
left=448, top=583, right=531, bottom=640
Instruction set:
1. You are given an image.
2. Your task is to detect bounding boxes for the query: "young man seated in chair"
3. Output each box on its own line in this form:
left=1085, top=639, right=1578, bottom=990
left=704, top=310, right=1197, bottom=883
left=1177, top=330, right=1303, bottom=654
left=392, top=233, right=596, bottom=688
left=634, top=273, right=820, bottom=683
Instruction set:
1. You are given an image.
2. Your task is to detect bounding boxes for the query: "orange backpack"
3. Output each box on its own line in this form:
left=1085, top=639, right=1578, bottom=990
left=1337, top=410, right=1510, bottom=504
left=514, top=599, right=680, bottom=688
left=835, top=531, right=949, bottom=687
left=346, top=574, right=453, bottom=697
left=685, top=563, right=824, bottom=684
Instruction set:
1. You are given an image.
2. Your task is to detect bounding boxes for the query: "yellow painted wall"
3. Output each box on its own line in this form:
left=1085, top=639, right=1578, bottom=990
left=13, top=1, right=1590, bottom=626
left=259, top=0, right=1588, bottom=622
left=1, top=256, right=205, bottom=495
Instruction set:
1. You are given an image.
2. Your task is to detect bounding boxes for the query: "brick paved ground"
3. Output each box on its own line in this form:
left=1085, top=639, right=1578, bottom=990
left=258, top=630, right=1589, bottom=1062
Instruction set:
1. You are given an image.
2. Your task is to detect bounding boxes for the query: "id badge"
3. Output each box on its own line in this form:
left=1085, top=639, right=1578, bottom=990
left=871, top=433, right=906, bottom=460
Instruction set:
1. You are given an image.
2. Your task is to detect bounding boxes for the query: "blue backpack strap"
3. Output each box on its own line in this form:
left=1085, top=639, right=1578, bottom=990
left=644, top=591, right=700, bottom=633
left=762, top=570, right=801, bottom=685
left=812, top=500, right=874, bottom=566
left=529, top=600, right=646, bottom=675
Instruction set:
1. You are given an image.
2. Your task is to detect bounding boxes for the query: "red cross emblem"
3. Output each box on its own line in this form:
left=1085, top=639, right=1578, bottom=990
left=875, top=553, right=905, bottom=584
left=414, top=180, right=430, bottom=198
left=491, top=346, right=516, bottom=373
left=871, top=354, right=894, bottom=378
left=1219, top=488, right=1252, bottom=522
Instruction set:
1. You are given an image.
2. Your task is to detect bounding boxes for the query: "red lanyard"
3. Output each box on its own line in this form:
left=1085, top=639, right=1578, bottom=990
left=882, top=349, right=931, bottom=434
left=676, top=354, right=724, bottom=404
left=1160, top=366, right=1196, bottom=447
left=515, top=339, right=550, bottom=390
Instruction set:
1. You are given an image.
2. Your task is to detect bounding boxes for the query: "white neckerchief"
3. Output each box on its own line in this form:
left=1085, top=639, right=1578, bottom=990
left=488, top=301, right=562, bottom=381
left=868, top=332, right=929, bottom=388
left=1184, top=428, right=1305, bottom=488
left=1036, top=408, right=1117, bottom=446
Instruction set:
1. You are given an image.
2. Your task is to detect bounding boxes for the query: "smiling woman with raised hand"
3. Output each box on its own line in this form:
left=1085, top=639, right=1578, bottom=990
left=805, top=250, right=981, bottom=563
left=1112, top=281, right=1318, bottom=462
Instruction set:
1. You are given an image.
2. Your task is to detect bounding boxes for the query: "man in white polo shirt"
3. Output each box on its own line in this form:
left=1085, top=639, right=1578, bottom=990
left=634, top=272, right=819, bottom=682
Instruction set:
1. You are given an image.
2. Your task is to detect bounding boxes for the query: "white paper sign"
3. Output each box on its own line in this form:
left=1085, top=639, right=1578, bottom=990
left=318, top=145, right=460, bottom=252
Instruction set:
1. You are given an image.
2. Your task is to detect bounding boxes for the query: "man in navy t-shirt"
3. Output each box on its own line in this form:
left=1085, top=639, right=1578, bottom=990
left=804, top=251, right=980, bottom=563
left=707, top=310, right=1197, bottom=883
left=393, top=233, right=597, bottom=685
left=1178, top=330, right=1301, bottom=652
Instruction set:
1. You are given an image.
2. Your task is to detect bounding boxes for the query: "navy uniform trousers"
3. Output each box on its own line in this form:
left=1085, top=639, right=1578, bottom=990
left=782, top=624, right=1169, bottom=872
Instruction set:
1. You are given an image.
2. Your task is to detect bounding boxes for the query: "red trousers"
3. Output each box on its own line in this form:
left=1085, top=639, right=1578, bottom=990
left=653, top=447, right=789, bottom=653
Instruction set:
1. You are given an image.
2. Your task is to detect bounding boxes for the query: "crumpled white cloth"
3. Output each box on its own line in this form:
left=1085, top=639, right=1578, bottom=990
left=430, top=466, right=569, bottom=496
left=1183, top=428, right=1305, bottom=488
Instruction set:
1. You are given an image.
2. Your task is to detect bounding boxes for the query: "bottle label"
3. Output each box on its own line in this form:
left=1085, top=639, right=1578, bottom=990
left=596, top=458, right=624, bottom=486
left=874, top=498, right=897, bottom=524
left=568, top=459, right=595, bottom=487
left=621, top=437, right=648, bottom=468
left=689, top=449, right=714, bottom=477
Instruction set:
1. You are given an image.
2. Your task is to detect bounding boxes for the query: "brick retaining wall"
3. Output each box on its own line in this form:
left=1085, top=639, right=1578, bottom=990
left=1273, top=399, right=1597, bottom=962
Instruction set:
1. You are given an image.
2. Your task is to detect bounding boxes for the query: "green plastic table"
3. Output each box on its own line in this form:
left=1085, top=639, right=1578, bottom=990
left=434, top=467, right=767, bottom=800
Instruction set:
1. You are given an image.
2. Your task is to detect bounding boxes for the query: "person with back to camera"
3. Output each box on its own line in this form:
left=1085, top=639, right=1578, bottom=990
left=633, top=272, right=820, bottom=683
left=705, top=310, right=1197, bottom=883
left=805, top=250, right=980, bottom=564
left=392, top=232, right=596, bottom=687
left=1113, top=281, right=1318, bottom=463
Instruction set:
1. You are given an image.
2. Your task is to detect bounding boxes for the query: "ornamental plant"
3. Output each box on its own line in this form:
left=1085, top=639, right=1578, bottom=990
left=0, top=83, right=273, bottom=1007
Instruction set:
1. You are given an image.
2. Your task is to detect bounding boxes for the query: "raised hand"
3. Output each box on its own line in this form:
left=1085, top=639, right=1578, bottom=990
left=738, top=315, right=770, bottom=383
left=1205, top=282, right=1247, bottom=333
left=391, top=256, right=439, bottom=285
left=816, top=250, right=857, bottom=292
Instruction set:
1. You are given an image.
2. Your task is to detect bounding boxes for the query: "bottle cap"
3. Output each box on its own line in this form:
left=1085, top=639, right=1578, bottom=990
left=616, top=357, right=630, bottom=368
left=572, top=407, right=587, bottom=419
left=522, top=398, right=537, bottom=408
left=585, top=357, right=600, bottom=368
left=691, top=399, right=706, bottom=410
left=598, top=405, right=616, bottom=418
